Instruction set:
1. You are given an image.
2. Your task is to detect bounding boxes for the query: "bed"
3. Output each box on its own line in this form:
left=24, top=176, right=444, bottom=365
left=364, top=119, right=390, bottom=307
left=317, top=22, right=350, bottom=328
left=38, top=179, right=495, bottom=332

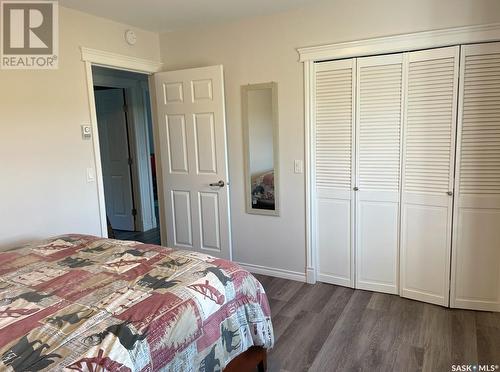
left=0, top=235, right=274, bottom=371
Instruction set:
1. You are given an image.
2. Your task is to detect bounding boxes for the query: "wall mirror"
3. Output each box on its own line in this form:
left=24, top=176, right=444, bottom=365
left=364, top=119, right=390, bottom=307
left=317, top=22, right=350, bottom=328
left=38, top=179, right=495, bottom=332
left=242, top=82, right=279, bottom=216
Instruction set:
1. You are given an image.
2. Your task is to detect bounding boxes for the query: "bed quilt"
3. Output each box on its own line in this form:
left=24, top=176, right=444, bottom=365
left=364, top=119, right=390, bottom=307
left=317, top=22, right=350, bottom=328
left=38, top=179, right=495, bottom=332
left=0, top=235, right=274, bottom=371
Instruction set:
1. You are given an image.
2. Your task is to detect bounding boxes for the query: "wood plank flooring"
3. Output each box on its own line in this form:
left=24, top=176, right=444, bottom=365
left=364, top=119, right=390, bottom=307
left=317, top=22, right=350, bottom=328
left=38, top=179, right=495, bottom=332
left=253, top=274, right=500, bottom=372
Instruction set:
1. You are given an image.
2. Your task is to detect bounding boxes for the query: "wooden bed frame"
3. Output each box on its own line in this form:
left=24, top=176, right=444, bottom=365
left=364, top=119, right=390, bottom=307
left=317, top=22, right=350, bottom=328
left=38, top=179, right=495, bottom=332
left=224, top=346, right=267, bottom=372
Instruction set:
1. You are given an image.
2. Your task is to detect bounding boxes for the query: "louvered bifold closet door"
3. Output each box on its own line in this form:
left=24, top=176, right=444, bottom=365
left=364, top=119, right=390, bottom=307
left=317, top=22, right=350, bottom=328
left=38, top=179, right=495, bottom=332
left=400, top=46, right=460, bottom=306
left=355, top=54, right=404, bottom=294
left=451, top=42, right=500, bottom=312
left=315, top=59, right=356, bottom=287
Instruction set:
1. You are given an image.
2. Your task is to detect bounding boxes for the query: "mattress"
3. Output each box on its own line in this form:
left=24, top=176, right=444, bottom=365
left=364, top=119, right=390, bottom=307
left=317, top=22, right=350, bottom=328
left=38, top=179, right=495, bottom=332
left=0, top=235, right=274, bottom=371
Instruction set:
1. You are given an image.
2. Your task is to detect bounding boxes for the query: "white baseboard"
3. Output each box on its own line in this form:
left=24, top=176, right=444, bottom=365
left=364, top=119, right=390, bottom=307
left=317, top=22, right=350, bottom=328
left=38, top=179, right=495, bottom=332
left=236, top=262, right=306, bottom=283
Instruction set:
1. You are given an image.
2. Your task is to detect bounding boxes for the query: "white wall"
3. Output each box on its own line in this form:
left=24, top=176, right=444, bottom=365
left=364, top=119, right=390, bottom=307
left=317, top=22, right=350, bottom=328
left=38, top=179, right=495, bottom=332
left=0, top=7, right=160, bottom=249
left=159, top=0, right=500, bottom=276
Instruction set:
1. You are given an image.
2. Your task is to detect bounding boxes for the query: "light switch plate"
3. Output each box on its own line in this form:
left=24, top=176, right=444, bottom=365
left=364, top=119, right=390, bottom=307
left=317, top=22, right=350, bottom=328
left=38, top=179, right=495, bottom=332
left=81, top=124, right=92, bottom=140
left=294, top=160, right=303, bottom=174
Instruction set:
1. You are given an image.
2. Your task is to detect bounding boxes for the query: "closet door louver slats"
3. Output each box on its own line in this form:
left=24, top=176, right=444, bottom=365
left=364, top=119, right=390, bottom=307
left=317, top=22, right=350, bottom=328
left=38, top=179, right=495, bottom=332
left=314, top=59, right=356, bottom=287
left=451, top=42, right=500, bottom=312
left=400, top=46, right=459, bottom=307
left=404, top=57, right=456, bottom=193
left=355, top=54, right=403, bottom=294
left=459, top=57, right=500, bottom=194
left=315, top=69, right=353, bottom=189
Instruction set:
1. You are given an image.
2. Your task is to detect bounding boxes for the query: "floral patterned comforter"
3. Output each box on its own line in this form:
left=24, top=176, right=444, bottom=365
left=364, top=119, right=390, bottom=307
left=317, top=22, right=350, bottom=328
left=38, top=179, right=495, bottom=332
left=0, top=235, right=274, bottom=371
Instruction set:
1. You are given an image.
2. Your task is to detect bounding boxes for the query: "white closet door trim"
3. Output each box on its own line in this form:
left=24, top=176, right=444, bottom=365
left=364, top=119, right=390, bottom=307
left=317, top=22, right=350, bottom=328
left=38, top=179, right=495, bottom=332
left=304, top=60, right=316, bottom=284
left=298, top=23, right=500, bottom=62
left=451, top=42, right=500, bottom=312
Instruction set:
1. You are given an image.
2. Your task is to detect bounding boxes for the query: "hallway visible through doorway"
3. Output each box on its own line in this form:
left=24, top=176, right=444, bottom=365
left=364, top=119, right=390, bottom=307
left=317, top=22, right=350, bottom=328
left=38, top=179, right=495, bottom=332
left=93, top=66, right=160, bottom=245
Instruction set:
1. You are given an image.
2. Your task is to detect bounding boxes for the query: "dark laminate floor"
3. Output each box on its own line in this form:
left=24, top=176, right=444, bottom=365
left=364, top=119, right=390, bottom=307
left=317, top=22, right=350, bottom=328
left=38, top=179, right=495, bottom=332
left=253, top=274, right=500, bottom=372
left=113, top=227, right=161, bottom=245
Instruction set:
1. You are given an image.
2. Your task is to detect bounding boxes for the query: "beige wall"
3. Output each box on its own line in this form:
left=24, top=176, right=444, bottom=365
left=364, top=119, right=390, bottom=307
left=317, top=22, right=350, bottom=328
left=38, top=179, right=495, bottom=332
left=159, top=0, right=500, bottom=275
left=0, top=7, right=160, bottom=249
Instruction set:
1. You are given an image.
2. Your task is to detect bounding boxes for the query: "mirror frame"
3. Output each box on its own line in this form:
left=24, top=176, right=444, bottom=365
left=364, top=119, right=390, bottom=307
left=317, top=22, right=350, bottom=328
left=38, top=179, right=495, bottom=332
left=242, top=82, right=280, bottom=216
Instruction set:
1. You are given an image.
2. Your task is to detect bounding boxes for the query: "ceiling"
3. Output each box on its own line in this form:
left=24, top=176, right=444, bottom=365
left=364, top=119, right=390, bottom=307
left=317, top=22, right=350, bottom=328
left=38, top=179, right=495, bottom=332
left=59, top=0, right=313, bottom=33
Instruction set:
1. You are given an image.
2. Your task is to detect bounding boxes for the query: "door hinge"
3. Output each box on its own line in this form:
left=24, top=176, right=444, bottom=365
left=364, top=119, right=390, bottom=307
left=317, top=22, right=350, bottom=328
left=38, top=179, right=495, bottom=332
left=132, top=208, right=137, bottom=216
left=128, top=157, right=133, bottom=166
left=123, top=104, right=128, bottom=113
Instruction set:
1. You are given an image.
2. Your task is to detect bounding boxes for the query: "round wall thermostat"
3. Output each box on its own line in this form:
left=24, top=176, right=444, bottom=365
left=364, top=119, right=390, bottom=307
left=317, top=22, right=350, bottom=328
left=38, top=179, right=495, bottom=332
left=125, top=30, right=137, bottom=45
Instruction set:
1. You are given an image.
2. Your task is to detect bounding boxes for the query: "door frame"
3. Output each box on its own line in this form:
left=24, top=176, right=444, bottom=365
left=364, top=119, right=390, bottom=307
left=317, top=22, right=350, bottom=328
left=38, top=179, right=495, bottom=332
left=81, top=47, right=164, bottom=240
left=93, top=69, right=156, bottom=232
left=298, top=23, right=500, bottom=285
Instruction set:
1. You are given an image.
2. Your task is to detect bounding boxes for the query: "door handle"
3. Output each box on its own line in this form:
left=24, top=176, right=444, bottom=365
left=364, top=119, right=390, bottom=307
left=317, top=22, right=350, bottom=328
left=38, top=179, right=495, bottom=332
left=353, top=186, right=359, bottom=191
left=209, top=180, right=225, bottom=187
left=447, top=191, right=453, bottom=196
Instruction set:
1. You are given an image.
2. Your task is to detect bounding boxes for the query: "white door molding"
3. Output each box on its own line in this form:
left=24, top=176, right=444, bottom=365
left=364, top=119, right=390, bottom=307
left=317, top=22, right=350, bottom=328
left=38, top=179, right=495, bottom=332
left=81, top=47, right=162, bottom=238
left=297, top=23, right=500, bottom=62
left=301, top=23, right=500, bottom=285
left=81, top=47, right=163, bottom=73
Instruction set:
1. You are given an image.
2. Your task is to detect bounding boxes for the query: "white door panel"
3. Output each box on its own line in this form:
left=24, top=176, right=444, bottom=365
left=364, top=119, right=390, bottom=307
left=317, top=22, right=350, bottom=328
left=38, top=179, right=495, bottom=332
left=194, top=113, right=217, bottom=174
left=355, top=54, right=403, bottom=294
left=314, top=59, right=356, bottom=287
left=400, top=46, right=460, bottom=306
left=453, top=205, right=500, bottom=310
left=401, top=200, right=451, bottom=304
left=357, top=194, right=399, bottom=293
left=95, top=89, right=135, bottom=231
left=154, top=66, right=231, bottom=259
left=171, top=190, right=193, bottom=247
left=166, top=115, right=188, bottom=173
left=451, top=42, right=500, bottom=312
left=317, top=189, right=352, bottom=286
left=199, top=191, right=221, bottom=251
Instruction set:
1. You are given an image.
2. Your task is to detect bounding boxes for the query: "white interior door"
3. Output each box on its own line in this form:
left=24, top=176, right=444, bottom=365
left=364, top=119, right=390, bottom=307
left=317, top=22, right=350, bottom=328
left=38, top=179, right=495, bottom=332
left=355, top=54, right=404, bottom=294
left=154, top=65, right=231, bottom=259
left=95, top=89, right=135, bottom=231
left=400, top=46, right=460, bottom=306
left=451, top=42, right=500, bottom=312
left=314, top=59, right=356, bottom=287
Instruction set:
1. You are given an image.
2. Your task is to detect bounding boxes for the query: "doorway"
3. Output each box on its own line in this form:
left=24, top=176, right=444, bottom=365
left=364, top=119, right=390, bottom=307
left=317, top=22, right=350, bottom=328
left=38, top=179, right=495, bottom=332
left=82, top=49, right=233, bottom=259
left=92, top=66, right=160, bottom=245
